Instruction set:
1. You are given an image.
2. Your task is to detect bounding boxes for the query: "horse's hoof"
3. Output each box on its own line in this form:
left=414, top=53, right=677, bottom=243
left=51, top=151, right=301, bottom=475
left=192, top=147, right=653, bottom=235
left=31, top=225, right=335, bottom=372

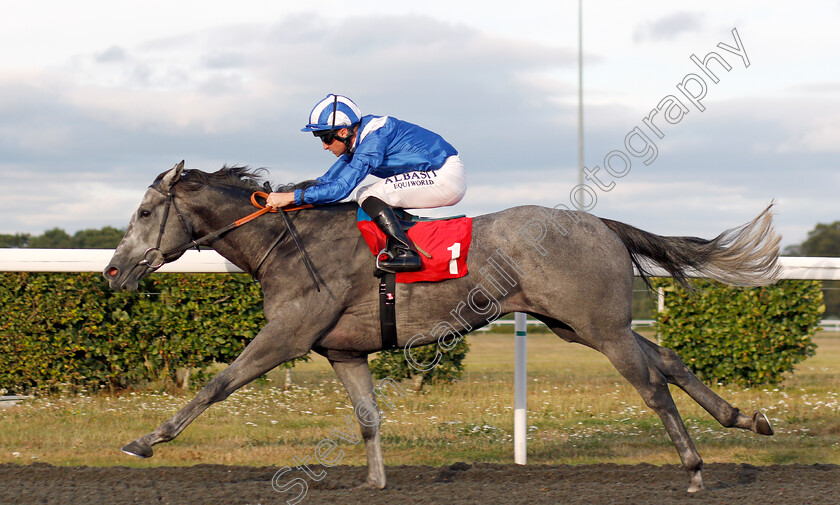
left=687, top=472, right=704, bottom=493
left=353, top=482, right=381, bottom=491
left=369, top=479, right=386, bottom=490
left=121, top=440, right=153, bottom=458
left=753, top=411, right=774, bottom=436
left=687, top=482, right=704, bottom=493
left=354, top=477, right=386, bottom=490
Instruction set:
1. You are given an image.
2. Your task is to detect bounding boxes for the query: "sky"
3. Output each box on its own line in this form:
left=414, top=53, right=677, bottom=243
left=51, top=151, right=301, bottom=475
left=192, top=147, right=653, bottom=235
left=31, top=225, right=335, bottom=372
left=1, top=1, right=838, bottom=249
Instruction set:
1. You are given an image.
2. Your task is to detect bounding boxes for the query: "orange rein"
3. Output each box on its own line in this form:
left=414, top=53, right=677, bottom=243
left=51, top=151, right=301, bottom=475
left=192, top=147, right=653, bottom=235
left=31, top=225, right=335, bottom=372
left=234, top=191, right=313, bottom=227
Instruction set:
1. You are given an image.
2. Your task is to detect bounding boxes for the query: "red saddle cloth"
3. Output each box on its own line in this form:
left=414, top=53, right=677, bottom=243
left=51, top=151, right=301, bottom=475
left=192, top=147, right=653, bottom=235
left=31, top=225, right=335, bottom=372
left=356, top=211, right=473, bottom=283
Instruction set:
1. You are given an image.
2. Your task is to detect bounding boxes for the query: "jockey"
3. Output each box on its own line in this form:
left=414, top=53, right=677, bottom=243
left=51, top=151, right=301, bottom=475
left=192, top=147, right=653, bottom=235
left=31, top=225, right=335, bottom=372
left=267, top=94, right=467, bottom=273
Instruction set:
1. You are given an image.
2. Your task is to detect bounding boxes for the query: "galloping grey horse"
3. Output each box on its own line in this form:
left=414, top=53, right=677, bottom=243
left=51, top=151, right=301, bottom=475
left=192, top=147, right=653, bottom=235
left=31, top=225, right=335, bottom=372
left=105, top=162, right=779, bottom=493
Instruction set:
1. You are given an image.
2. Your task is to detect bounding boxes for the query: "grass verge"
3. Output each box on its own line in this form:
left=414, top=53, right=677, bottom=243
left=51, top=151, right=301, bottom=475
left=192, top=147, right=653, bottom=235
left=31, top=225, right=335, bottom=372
left=2, top=330, right=838, bottom=467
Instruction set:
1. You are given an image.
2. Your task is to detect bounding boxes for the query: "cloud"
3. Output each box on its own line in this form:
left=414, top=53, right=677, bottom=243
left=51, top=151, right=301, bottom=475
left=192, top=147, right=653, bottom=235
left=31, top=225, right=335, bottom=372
left=633, top=12, right=705, bottom=42
left=95, top=45, right=128, bottom=63
left=0, top=8, right=836, bottom=250
left=0, top=13, right=579, bottom=234
left=58, top=14, right=577, bottom=135
left=775, top=122, right=840, bottom=154
left=786, top=82, right=840, bottom=95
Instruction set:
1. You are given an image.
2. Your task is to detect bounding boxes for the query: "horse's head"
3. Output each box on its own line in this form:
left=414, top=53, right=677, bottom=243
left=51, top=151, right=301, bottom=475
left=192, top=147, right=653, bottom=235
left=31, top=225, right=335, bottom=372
left=104, top=161, right=195, bottom=291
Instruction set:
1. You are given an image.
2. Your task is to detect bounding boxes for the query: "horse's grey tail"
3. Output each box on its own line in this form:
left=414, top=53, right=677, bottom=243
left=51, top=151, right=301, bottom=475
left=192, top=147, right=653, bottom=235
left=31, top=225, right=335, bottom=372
left=600, top=204, right=782, bottom=288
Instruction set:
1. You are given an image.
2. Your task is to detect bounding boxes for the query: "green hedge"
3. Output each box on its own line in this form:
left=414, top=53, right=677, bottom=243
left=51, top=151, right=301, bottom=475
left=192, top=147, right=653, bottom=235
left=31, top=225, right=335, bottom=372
left=370, top=336, right=469, bottom=391
left=654, top=278, right=823, bottom=386
left=0, top=272, right=293, bottom=394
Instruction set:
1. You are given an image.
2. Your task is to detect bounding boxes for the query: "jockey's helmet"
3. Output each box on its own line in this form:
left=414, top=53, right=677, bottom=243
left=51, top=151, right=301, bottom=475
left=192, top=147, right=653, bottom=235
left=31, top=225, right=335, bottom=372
left=301, top=94, right=362, bottom=132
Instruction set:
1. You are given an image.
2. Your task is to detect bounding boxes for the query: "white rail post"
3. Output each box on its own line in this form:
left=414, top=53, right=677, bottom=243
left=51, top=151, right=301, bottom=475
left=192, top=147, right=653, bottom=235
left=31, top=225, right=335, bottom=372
left=656, top=286, right=665, bottom=344
left=514, top=312, right=527, bottom=465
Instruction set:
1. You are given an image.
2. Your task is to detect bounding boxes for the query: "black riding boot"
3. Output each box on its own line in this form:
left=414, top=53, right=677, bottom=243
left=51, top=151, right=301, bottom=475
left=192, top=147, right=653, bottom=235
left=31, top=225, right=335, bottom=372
left=361, top=197, right=422, bottom=273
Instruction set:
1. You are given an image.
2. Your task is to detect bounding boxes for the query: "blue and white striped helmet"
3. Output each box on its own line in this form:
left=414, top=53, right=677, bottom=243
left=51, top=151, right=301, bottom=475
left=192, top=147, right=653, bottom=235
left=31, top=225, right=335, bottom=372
left=301, top=94, right=362, bottom=132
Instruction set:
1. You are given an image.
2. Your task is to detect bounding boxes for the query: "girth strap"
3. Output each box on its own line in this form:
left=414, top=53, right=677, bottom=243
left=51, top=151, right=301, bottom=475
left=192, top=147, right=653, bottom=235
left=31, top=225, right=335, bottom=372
left=379, top=273, right=398, bottom=349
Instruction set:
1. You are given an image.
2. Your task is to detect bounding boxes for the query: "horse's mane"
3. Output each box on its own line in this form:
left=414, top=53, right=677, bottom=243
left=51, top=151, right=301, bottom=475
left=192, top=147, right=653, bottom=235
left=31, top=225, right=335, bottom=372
left=164, top=165, right=317, bottom=194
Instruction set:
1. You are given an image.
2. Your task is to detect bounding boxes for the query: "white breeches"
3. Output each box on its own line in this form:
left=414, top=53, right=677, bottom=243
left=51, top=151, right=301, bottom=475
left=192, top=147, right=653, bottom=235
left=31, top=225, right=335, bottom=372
left=353, top=155, right=466, bottom=209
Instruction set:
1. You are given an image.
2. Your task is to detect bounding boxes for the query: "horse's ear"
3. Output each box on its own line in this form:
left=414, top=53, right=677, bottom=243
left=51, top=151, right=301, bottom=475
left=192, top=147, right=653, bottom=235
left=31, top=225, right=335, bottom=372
left=159, top=160, right=185, bottom=192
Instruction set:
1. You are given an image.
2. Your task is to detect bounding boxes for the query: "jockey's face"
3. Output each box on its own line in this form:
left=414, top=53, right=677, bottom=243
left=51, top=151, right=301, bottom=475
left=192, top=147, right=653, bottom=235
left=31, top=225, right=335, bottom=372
left=321, top=127, right=353, bottom=157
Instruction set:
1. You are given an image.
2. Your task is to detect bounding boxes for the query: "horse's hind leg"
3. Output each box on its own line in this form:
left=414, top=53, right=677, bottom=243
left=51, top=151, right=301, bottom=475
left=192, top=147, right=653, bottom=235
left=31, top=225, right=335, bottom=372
left=635, top=332, right=773, bottom=435
left=329, top=356, right=386, bottom=489
left=595, top=327, right=706, bottom=492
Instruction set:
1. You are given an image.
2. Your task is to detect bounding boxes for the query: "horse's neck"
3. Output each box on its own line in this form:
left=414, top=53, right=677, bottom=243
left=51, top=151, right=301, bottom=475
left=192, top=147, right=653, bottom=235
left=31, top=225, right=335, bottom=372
left=200, top=199, right=360, bottom=278
left=184, top=191, right=275, bottom=274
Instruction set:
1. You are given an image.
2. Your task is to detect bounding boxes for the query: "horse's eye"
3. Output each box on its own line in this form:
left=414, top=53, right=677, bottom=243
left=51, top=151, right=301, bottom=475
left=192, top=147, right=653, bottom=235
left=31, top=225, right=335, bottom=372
left=139, top=209, right=152, bottom=219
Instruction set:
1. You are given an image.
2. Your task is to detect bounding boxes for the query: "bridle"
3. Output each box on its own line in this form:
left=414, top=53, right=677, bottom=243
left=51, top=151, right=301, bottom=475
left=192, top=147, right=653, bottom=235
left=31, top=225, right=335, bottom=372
left=139, top=184, right=320, bottom=290
left=139, top=185, right=198, bottom=270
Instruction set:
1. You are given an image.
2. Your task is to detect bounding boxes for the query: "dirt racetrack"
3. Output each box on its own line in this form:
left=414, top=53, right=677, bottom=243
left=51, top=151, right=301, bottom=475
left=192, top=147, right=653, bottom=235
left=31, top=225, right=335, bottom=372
left=2, top=461, right=837, bottom=505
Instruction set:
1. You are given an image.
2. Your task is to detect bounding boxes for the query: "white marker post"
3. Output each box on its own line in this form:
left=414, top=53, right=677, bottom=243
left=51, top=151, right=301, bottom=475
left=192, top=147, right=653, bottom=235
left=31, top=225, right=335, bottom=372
left=513, top=312, right=527, bottom=465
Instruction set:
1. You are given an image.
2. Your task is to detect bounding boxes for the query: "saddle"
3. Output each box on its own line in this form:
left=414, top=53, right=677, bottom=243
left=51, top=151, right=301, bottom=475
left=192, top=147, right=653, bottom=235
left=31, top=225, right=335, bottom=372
left=356, top=207, right=474, bottom=350
left=356, top=207, right=473, bottom=283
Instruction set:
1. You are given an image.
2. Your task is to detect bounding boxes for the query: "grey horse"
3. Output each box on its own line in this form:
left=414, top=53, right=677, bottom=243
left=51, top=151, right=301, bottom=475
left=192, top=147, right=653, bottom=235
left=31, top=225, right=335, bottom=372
left=104, top=162, right=779, bottom=493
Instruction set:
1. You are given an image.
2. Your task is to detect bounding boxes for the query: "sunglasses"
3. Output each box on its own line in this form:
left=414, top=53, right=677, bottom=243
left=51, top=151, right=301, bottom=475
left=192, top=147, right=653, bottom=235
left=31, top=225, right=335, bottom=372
left=313, top=130, right=337, bottom=144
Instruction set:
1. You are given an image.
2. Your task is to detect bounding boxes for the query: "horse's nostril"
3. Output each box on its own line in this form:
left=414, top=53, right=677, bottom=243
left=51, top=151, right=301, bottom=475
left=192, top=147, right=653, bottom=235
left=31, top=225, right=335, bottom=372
left=107, top=267, right=120, bottom=278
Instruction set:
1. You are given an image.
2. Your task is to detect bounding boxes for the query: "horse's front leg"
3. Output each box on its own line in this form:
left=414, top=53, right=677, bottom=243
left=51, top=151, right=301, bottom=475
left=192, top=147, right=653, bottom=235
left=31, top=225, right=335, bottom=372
left=122, top=320, right=303, bottom=458
left=329, top=356, right=386, bottom=489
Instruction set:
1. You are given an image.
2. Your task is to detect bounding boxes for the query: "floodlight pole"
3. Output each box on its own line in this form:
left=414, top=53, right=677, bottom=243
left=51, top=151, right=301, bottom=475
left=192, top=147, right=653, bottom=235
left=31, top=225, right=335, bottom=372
left=577, top=0, right=584, bottom=206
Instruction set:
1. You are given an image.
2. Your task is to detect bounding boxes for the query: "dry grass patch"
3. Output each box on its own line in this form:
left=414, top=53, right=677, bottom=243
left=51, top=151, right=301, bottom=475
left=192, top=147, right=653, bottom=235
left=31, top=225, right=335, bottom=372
left=2, top=330, right=838, bottom=467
